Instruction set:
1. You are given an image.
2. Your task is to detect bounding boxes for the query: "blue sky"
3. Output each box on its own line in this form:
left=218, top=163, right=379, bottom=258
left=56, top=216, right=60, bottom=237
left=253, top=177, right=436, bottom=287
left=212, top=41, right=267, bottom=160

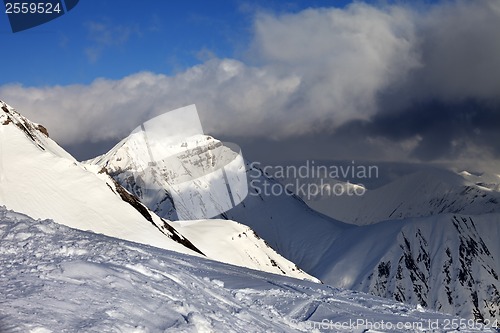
left=0, top=0, right=359, bottom=86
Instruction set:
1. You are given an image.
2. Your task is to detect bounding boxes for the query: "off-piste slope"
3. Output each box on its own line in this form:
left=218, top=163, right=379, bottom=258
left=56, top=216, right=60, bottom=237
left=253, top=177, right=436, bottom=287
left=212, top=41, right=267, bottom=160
left=1, top=207, right=494, bottom=333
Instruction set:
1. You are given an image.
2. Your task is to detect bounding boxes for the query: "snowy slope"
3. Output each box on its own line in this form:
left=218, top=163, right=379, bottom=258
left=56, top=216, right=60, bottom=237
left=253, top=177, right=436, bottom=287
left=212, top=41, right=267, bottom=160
left=0, top=100, right=315, bottom=280
left=307, top=168, right=500, bottom=225
left=0, top=100, right=195, bottom=255
left=2, top=207, right=496, bottom=333
left=89, top=111, right=350, bottom=272
left=314, top=213, right=500, bottom=322
left=169, top=219, right=309, bottom=278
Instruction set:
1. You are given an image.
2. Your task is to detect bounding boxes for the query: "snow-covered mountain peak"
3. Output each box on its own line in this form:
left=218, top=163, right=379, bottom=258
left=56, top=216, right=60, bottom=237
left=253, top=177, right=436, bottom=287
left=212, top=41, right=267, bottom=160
left=92, top=103, right=240, bottom=180
left=0, top=99, right=203, bottom=256
left=94, top=131, right=237, bottom=182
left=139, top=104, right=204, bottom=148
left=1, top=99, right=47, bottom=138
left=91, top=105, right=249, bottom=221
left=1, top=99, right=75, bottom=160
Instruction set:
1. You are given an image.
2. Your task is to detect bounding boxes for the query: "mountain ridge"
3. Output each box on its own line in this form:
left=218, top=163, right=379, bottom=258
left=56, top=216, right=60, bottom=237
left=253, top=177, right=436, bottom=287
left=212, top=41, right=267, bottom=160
left=88, top=109, right=351, bottom=273
left=0, top=99, right=316, bottom=281
left=307, top=167, right=500, bottom=225
left=313, top=213, right=500, bottom=321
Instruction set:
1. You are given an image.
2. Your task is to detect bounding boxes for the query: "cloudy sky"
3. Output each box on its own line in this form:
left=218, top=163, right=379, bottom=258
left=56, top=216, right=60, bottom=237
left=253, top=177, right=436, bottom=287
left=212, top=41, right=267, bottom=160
left=1, top=0, right=499, bottom=172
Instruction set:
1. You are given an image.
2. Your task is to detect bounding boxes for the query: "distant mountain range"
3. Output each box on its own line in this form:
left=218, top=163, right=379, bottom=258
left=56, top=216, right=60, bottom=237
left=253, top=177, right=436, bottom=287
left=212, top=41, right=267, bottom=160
left=305, top=166, right=500, bottom=225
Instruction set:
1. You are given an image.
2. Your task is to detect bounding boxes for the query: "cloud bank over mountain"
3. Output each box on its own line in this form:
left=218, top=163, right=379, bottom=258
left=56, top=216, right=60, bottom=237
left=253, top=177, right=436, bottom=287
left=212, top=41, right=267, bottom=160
left=1, top=0, right=499, bottom=168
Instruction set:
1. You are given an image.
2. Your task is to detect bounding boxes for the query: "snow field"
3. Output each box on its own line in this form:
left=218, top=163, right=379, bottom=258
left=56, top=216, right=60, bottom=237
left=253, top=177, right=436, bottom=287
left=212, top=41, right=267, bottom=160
left=1, top=207, right=493, bottom=333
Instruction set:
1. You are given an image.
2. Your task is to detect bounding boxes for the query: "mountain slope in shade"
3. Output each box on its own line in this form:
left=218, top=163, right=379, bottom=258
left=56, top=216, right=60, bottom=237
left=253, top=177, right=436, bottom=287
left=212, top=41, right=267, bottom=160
left=314, top=213, right=500, bottom=322
left=0, top=100, right=315, bottom=281
left=221, top=170, right=350, bottom=272
left=1, top=207, right=494, bottom=333
left=308, top=167, right=500, bottom=225
left=89, top=116, right=350, bottom=273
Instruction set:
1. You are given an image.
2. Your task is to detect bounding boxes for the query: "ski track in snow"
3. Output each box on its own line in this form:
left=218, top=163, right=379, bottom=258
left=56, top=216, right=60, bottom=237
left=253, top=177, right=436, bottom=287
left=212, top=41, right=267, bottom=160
left=1, top=208, right=495, bottom=333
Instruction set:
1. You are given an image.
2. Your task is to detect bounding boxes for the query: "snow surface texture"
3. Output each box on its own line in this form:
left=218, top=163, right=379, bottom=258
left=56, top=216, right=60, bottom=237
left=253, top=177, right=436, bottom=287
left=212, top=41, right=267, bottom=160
left=1, top=207, right=495, bottom=333
left=0, top=100, right=315, bottom=280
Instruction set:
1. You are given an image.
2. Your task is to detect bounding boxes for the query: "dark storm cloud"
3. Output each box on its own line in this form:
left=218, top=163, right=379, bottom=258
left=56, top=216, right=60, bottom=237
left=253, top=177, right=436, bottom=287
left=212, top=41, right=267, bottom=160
left=415, top=0, right=500, bottom=101
left=356, top=100, right=500, bottom=161
left=363, top=0, right=500, bottom=163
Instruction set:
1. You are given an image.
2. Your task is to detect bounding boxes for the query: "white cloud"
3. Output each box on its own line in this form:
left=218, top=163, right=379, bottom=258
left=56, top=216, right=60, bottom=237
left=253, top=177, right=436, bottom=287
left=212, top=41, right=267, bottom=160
left=0, top=3, right=419, bottom=144
left=0, top=60, right=302, bottom=144
left=250, top=3, right=419, bottom=123
left=1, top=1, right=499, bottom=165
